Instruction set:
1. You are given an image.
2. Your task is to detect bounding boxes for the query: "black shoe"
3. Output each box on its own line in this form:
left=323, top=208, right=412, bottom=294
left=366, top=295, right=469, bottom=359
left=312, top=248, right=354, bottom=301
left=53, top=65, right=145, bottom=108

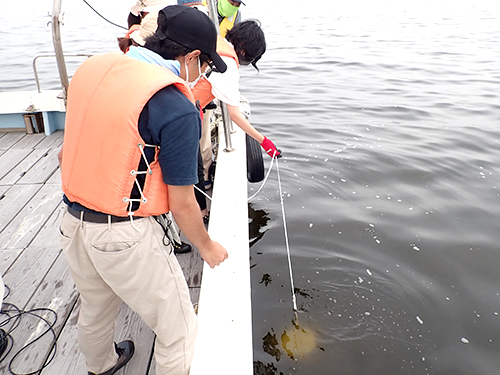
left=88, top=340, right=135, bottom=375
left=173, top=241, right=192, bottom=254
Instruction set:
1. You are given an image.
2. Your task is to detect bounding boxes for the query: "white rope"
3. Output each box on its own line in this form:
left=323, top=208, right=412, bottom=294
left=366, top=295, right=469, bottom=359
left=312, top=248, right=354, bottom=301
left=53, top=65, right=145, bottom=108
left=123, top=199, right=141, bottom=231
left=194, top=185, right=212, bottom=201
left=128, top=211, right=140, bottom=231
left=133, top=179, right=147, bottom=203
left=137, top=143, right=153, bottom=174
left=122, top=143, right=158, bottom=231
left=276, top=156, right=298, bottom=319
left=195, top=153, right=275, bottom=203
left=248, top=153, right=276, bottom=201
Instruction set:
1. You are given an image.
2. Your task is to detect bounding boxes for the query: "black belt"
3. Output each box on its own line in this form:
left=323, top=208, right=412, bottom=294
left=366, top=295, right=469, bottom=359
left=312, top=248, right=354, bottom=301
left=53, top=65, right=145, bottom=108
left=67, top=207, right=142, bottom=223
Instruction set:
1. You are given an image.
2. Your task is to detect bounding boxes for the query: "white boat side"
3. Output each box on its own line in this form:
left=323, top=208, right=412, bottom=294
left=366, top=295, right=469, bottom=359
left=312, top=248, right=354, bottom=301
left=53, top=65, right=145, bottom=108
left=191, top=123, right=253, bottom=374
left=0, top=90, right=66, bottom=135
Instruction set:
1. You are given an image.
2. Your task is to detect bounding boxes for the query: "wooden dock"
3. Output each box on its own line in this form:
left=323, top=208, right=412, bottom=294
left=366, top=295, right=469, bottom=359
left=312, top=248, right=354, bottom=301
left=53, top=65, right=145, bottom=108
left=0, top=130, right=204, bottom=375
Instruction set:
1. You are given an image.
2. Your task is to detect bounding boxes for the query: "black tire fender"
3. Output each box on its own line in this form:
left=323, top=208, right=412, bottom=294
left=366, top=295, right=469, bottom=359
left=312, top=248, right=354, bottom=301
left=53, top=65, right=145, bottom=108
left=246, top=134, right=265, bottom=183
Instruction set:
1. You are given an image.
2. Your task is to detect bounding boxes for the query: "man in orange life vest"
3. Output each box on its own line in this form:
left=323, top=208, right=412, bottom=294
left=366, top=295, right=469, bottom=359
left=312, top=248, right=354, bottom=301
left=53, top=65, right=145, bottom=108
left=59, top=6, right=228, bottom=375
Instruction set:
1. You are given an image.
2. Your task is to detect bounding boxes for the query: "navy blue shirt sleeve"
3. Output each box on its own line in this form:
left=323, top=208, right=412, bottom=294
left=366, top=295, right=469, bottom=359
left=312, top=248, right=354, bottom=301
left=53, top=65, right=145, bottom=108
left=138, top=85, right=201, bottom=186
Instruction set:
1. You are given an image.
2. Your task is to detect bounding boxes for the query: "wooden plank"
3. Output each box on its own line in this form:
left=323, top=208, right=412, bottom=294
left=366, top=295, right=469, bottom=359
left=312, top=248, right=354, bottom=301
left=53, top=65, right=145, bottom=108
left=148, top=356, right=157, bottom=375
left=0, top=245, right=62, bottom=371
left=44, top=298, right=156, bottom=375
left=0, top=248, right=24, bottom=276
left=0, top=252, right=79, bottom=375
left=11, top=133, right=46, bottom=149
left=0, top=148, right=51, bottom=185
left=175, top=246, right=204, bottom=288
left=0, top=131, right=25, bottom=150
left=0, top=183, right=62, bottom=250
left=24, top=251, right=77, bottom=313
left=17, top=144, right=62, bottom=185
left=46, top=166, right=61, bottom=185
left=1, top=246, right=61, bottom=309
left=0, top=184, right=42, bottom=233
left=0, top=184, right=8, bottom=198
left=189, top=287, right=200, bottom=307
left=0, top=148, right=32, bottom=181
left=0, top=308, right=61, bottom=375
left=35, top=130, right=64, bottom=149
left=30, top=201, right=65, bottom=248
left=39, top=298, right=86, bottom=375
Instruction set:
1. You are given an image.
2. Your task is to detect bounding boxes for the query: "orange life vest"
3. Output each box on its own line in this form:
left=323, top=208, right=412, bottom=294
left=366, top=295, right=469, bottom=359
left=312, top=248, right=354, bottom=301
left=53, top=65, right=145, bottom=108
left=61, top=52, right=194, bottom=217
left=191, top=36, right=239, bottom=110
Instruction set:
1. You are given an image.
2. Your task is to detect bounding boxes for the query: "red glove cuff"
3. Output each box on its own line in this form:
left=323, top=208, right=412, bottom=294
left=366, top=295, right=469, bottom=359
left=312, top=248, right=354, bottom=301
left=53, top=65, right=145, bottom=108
left=260, top=137, right=281, bottom=158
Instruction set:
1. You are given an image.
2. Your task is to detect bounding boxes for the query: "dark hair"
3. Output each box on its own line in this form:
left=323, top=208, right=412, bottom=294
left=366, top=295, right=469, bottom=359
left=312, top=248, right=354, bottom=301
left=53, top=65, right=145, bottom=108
left=128, top=12, right=141, bottom=29
left=225, top=20, right=266, bottom=71
left=117, top=36, right=138, bottom=54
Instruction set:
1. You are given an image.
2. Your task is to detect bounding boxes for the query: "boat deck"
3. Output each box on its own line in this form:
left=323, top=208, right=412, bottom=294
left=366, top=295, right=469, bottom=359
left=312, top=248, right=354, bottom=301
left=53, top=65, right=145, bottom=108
left=0, top=130, right=204, bottom=374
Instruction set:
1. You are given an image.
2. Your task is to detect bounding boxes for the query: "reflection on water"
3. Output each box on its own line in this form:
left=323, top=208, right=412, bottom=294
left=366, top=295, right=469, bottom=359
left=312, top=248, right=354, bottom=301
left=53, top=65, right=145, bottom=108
left=262, top=331, right=282, bottom=362
left=249, top=203, right=270, bottom=248
left=254, top=360, right=279, bottom=375
left=281, top=324, right=318, bottom=359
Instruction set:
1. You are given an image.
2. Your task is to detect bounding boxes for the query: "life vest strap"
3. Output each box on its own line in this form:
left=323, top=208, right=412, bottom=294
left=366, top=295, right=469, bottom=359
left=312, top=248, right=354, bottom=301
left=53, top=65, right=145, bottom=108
left=124, top=143, right=158, bottom=216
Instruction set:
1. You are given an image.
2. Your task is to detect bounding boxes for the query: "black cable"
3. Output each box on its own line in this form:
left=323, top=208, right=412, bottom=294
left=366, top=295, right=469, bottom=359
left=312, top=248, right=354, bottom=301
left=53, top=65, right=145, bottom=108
left=82, top=0, right=128, bottom=30
left=154, top=215, right=174, bottom=249
left=0, top=294, right=59, bottom=375
left=3, top=284, right=10, bottom=299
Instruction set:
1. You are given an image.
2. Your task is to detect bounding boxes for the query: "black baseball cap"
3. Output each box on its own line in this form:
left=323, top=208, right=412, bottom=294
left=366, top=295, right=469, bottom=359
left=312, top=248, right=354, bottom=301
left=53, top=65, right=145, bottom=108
left=156, top=5, right=227, bottom=73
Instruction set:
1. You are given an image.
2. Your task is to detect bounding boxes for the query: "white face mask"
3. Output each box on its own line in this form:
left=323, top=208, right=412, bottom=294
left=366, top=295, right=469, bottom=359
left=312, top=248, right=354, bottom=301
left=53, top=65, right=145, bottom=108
left=185, top=55, right=202, bottom=89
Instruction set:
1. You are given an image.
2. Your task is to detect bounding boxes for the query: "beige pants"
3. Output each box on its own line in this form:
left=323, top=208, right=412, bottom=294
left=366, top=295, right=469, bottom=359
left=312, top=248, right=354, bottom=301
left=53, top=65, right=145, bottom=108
left=60, top=208, right=197, bottom=375
left=200, top=109, right=213, bottom=181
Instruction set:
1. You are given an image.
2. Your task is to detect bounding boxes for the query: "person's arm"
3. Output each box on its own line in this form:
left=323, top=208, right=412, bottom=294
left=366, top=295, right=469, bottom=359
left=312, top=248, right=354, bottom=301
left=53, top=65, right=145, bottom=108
left=209, top=58, right=282, bottom=157
left=226, top=104, right=281, bottom=158
left=226, top=104, right=264, bottom=143
left=168, top=184, right=228, bottom=268
left=141, top=86, right=228, bottom=268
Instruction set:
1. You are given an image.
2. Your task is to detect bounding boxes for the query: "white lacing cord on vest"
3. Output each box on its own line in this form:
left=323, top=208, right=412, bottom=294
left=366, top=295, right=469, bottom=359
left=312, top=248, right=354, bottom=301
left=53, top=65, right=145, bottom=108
left=123, top=143, right=157, bottom=231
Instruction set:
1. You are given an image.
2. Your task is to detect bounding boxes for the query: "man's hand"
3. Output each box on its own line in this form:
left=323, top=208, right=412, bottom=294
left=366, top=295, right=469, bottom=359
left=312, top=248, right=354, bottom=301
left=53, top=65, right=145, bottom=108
left=198, top=240, right=228, bottom=268
left=168, top=185, right=229, bottom=268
